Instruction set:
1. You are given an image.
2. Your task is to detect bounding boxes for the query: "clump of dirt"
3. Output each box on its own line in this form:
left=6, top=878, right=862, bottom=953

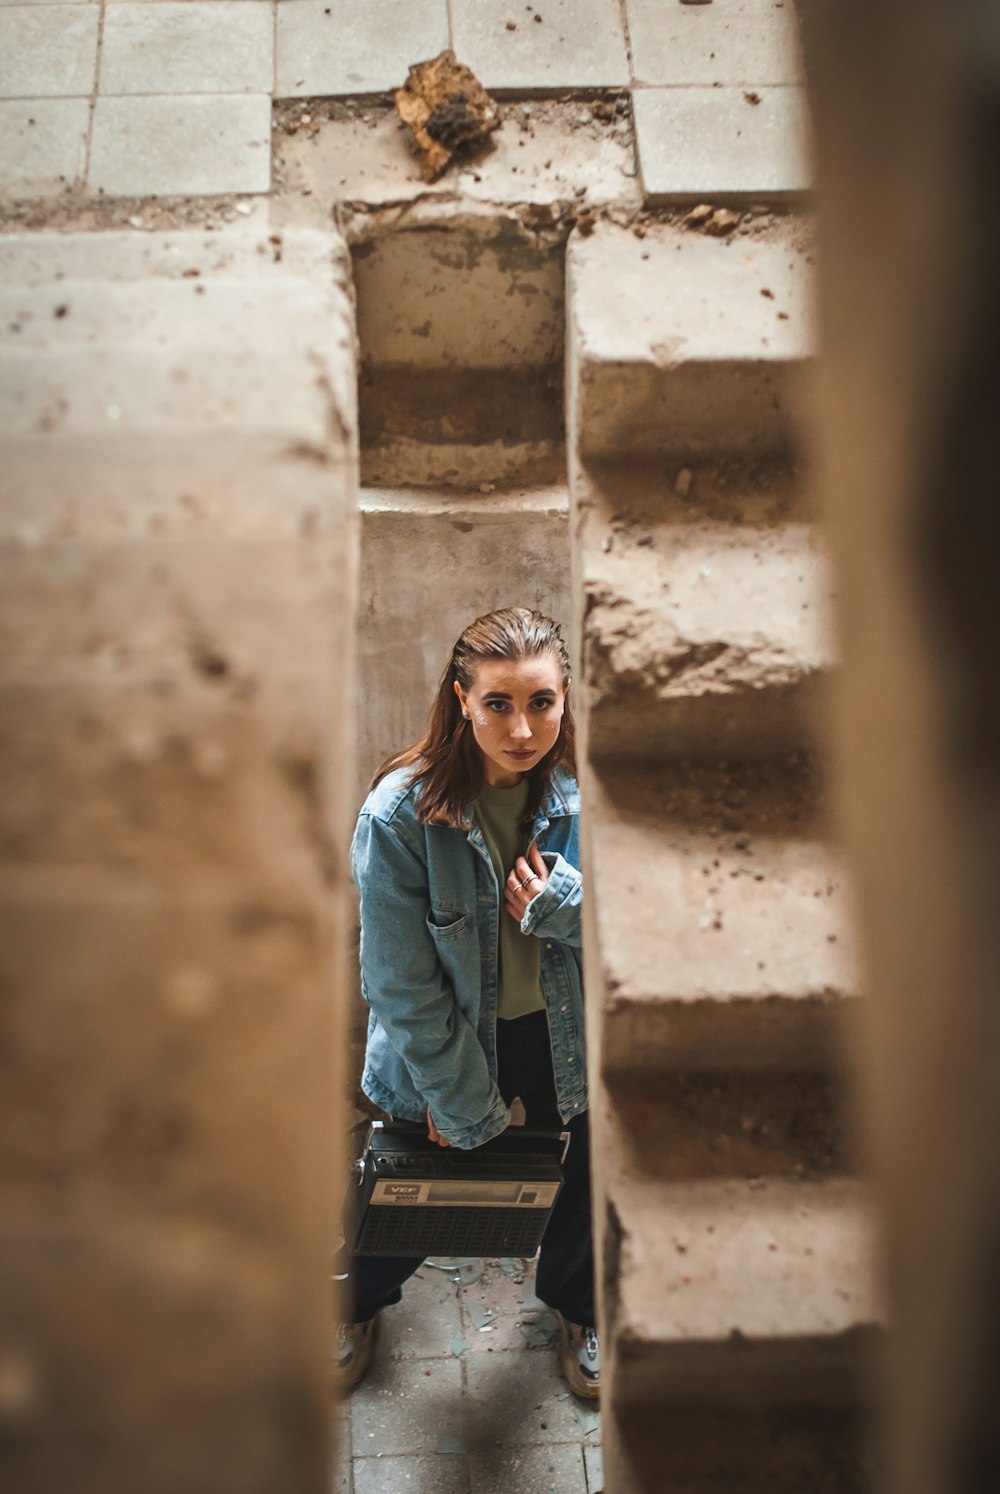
left=395, top=50, right=502, bottom=181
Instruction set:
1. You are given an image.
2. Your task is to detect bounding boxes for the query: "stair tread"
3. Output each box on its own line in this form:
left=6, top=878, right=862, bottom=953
left=589, top=776, right=858, bottom=1010
left=570, top=220, right=811, bottom=369
left=0, top=226, right=341, bottom=286
left=585, top=514, right=835, bottom=683
left=567, top=220, right=813, bottom=457
left=613, top=1172, right=879, bottom=1344
left=0, top=227, right=354, bottom=440
left=0, top=431, right=344, bottom=544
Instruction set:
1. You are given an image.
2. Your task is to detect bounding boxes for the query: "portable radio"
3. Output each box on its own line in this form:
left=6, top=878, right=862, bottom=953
left=347, top=1120, right=569, bottom=1257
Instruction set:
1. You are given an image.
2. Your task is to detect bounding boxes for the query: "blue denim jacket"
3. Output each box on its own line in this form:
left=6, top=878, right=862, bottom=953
left=351, top=763, right=586, bottom=1149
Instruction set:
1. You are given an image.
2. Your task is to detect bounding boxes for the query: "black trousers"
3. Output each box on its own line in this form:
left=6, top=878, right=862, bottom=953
left=339, top=1009, right=596, bottom=1328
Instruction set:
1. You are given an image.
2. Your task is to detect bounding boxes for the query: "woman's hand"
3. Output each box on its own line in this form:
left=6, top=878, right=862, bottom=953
left=504, top=841, right=550, bottom=922
left=427, top=1106, right=451, bottom=1147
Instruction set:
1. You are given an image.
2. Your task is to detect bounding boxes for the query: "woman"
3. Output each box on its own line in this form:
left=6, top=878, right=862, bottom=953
left=334, top=607, right=598, bottom=1401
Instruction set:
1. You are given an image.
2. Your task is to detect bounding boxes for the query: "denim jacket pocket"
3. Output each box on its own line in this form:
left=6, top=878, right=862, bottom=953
left=425, top=909, right=467, bottom=939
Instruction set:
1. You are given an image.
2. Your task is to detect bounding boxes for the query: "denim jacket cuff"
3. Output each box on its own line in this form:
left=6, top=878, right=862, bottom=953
left=520, top=854, right=582, bottom=944
left=438, top=1094, right=511, bottom=1150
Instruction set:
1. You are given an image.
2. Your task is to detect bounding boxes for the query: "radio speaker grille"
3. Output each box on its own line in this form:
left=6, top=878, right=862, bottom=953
left=355, top=1204, right=551, bottom=1258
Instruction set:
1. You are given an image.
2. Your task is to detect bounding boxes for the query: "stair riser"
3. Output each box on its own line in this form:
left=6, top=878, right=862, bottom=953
left=612, top=1330, right=878, bottom=1410
left=603, top=997, right=856, bottom=1076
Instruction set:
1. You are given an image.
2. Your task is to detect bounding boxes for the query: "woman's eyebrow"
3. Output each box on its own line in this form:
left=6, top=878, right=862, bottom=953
left=481, top=689, right=556, bottom=702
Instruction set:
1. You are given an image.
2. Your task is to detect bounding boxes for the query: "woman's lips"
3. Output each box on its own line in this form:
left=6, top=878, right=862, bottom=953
left=504, top=748, right=536, bottom=759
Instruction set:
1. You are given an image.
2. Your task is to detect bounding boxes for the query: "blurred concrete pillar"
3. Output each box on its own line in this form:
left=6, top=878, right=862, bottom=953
left=803, top=3, right=1000, bottom=1490
left=0, top=228, right=358, bottom=1494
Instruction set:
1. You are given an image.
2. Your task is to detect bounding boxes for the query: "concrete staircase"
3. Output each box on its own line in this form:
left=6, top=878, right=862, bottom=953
left=350, top=205, right=572, bottom=797
left=567, top=221, right=881, bottom=1490
left=0, top=227, right=357, bottom=1493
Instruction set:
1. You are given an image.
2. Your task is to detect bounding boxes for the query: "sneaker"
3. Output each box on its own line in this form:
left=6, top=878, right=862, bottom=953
left=557, top=1315, right=600, bottom=1402
left=332, top=1316, right=377, bottom=1393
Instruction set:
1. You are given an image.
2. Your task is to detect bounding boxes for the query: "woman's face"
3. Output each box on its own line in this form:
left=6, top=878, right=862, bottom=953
left=455, top=653, right=569, bottom=789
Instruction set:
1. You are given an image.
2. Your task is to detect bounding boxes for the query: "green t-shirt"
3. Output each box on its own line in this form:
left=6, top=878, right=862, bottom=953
left=475, top=779, right=546, bottom=1020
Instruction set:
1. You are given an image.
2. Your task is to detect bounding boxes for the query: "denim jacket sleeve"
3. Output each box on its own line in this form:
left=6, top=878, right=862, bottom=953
left=352, top=809, right=508, bottom=1147
left=519, top=851, right=582, bottom=948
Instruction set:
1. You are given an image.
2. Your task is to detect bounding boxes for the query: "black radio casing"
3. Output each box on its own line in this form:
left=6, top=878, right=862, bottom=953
left=347, top=1120, right=568, bottom=1258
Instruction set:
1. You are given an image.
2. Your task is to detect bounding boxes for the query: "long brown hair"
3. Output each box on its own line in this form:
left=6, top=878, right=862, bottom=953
left=372, top=607, right=577, bottom=827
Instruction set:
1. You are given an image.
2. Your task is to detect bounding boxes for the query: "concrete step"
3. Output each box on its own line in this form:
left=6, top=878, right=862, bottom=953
left=0, top=226, right=357, bottom=889
left=606, top=1404, right=870, bottom=1494
left=0, top=431, right=349, bottom=546
left=601, top=1067, right=853, bottom=1185
left=0, top=861, right=329, bottom=1210
left=0, top=538, right=336, bottom=688
left=353, top=216, right=566, bottom=488
left=586, top=768, right=858, bottom=1075
left=0, top=227, right=346, bottom=285
left=606, top=1166, right=879, bottom=1410
left=576, top=459, right=835, bottom=758
left=0, top=679, right=333, bottom=889
left=567, top=219, right=813, bottom=461
left=0, top=227, right=355, bottom=442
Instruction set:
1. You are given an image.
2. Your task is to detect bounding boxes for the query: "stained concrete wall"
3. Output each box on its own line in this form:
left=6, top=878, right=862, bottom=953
left=356, top=486, right=570, bottom=802
left=0, top=228, right=358, bottom=1494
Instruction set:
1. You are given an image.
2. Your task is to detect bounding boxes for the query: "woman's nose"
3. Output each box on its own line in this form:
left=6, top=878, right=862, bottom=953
left=509, top=713, right=532, bottom=739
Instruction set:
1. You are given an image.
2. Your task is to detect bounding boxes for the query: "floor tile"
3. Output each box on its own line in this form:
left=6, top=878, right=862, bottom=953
left=89, top=93, right=271, bottom=196
left=354, top=1452, right=471, bottom=1494
left=458, top=1256, right=541, bottom=1354
left=351, top=1355, right=464, bottom=1458
left=469, top=1441, right=588, bottom=1494
left=383, top=1262, right=464, bottom=1360
left=633, top=85, right=813, bottom=202
left=100, top=2, right=274, bottom=95
left=583, top=1441, right=604, bottom=1492
left=463, top=1349, right=589, bottom=1450
left=450, top=0, right=629, bottom=91
left=275, top=0, right=449, bottom=98
left=0, top=97, right=89, bottom=196
left=0, top=6, right=99, bottom=98
left=627, top=0, right=803, bottom=86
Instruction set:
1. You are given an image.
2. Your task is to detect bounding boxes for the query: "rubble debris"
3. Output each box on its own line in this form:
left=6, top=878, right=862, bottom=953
left=681, top=203, right=743, bottom=237
left=704, top=207, right=742, bottom=237
left=394, top=50, right=502, bottom=183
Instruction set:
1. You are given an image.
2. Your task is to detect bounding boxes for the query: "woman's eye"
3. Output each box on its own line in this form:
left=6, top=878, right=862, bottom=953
left=531, top=698, right=556, bottom=712
left=485, top=700, right=508, bottom=713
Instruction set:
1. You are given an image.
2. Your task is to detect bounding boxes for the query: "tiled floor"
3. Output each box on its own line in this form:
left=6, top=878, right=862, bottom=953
left=339, top=1256, right=602, bottom=1494
left=0, top=0, right=809, bottom=202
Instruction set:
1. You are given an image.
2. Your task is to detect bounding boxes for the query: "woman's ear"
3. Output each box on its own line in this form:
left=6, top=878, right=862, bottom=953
left=453, top=679, right=469, bottom=719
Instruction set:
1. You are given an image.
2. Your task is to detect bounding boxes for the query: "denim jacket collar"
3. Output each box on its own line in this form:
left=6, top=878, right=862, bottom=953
left=463, top=765, right=580, bottom=845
